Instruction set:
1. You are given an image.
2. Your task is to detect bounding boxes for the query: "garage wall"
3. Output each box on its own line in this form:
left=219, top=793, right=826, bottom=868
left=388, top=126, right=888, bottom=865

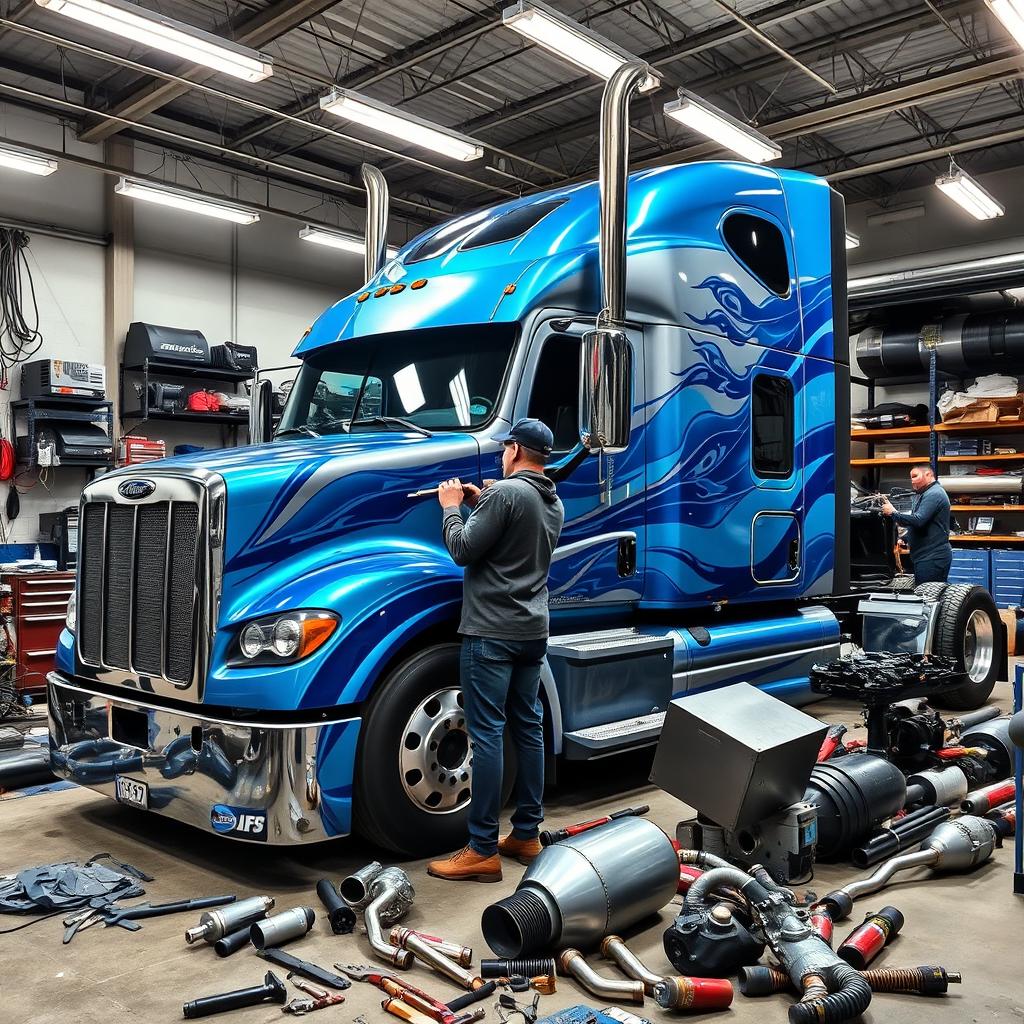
left=0, top=109, right=362, bottom=542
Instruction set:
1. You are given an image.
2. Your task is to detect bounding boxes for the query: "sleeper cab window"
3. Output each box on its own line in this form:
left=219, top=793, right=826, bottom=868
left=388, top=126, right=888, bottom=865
left=752, top=373, right=794, bottom=478
left=722, top=212, right=791, bottom=297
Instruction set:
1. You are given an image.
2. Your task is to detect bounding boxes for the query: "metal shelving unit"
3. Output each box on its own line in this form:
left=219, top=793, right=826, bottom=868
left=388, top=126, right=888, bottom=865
left=11, top=395, right=114, bottom=470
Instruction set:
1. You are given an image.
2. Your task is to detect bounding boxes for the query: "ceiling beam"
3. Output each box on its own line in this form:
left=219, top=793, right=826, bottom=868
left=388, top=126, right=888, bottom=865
left=77, top=0, right=340, bottom=145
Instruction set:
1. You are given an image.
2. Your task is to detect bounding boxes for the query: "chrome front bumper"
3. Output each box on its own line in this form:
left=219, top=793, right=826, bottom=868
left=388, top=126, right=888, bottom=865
left=47, top=673, right=359, bottom=845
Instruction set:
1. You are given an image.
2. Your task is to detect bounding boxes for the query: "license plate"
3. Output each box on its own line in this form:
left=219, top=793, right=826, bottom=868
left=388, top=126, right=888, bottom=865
left=115, top=776, right=149, bottom=810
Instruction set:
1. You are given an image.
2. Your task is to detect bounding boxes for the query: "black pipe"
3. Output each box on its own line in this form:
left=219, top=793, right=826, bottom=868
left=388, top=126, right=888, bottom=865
left=787, top=963, right=872, bottom=1024
left=316, top=879, right=356, bottom=934
left=182, top=971, right=287, bottom=1018
left=851, top=807, right=951, bottom=867
left=480, top=958, right=556, bottom=979
left=213, top=924, right=254, bottom=958
left=446, top=982, right=498, bottom=1010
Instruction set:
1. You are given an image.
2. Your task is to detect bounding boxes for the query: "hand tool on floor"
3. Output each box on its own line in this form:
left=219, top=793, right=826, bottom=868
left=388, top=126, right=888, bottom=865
left=258, top=947, right=351, bottom=989
left=66, top=894, right=236, bottom=940
left=182, top=970, right=287, bottom=1018
left=538, top=805, right=649, bottom=846
left=335, top=964, right=461, bottom=1024
left=283, top=976, right=347, bottom=1014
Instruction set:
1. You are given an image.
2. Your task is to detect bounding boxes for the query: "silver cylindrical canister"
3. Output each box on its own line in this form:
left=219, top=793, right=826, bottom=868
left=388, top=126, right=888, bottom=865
left=185, top=896, right=275, bottom=944
left=249, top=907, right=315, bottom=950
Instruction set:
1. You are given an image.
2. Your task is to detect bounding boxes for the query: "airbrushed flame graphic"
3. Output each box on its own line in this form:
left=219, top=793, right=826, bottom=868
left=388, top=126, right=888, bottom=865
left=686, top=275, right=803, bottom=349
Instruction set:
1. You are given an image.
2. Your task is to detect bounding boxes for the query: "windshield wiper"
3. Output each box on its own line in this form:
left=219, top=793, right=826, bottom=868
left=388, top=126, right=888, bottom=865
left=275, top=424, right=321, bottom=439
left=349, top=415, right=432, bottom=437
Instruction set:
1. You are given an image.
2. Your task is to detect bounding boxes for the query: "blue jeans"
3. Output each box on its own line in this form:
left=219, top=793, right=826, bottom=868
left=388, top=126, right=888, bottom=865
left=460, top=636, right=547, bottom=857
left=913, top=552, right=952, bottom=585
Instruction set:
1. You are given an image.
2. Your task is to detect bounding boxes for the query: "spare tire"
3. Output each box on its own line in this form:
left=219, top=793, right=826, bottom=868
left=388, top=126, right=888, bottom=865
left=914, top=581, right=948, bottom=602
left=928, top=584, right=1001, bottom=710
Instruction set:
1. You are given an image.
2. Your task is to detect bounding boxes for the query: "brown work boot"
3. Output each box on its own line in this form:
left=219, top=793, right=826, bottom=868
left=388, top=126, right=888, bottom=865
left=498, top=834, right=543, bottom=865
left=427, top=845, right=503, bottom=882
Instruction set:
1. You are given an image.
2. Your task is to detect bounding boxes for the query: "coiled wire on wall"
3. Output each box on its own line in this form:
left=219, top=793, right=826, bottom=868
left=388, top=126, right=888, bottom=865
left=0, top=229, right=43, bottom=386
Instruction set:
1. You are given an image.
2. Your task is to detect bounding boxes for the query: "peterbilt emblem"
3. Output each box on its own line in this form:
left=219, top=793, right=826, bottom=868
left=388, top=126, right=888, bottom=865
left=118, top=479, right=156, bottom=500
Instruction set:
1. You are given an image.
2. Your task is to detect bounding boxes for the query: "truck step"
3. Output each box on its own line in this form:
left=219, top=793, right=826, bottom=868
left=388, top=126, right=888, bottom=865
left=562, top=711, right=666, bottom=761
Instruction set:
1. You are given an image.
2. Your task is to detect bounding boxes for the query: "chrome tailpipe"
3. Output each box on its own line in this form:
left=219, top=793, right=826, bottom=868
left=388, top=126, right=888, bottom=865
left=361, top=164, right=390, bottom=282
left=339, top=861, right=384, bottom=912
left=559, top=949, right=645, bottom=1005
left=364, top=866, right=415, bottom=969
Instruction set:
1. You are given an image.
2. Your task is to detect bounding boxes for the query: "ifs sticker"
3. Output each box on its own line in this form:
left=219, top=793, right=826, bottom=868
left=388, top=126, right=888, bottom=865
left=210, top=804, right=267, bottom=841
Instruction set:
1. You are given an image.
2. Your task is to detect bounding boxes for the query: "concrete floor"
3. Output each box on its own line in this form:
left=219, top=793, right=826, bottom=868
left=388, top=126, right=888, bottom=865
left=2, top=686, right=1022, bottom=1024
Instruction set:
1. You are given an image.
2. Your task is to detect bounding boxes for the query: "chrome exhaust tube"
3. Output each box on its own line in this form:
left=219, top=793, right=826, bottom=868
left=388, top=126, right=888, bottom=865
left=391, top=927, right=473, bottom=968
left=365, top=867, right=415, bottom=969
left=339, top=861, right=384, bottom=912
left=361, top=164, right=390, bottom=282
left=391, top=930, right=484, bottom=990
left=598, top=61, right=652, bottom=326
left=600, top=935, right=662, bottom=995
left=559, top=949, right=645, bottom=1005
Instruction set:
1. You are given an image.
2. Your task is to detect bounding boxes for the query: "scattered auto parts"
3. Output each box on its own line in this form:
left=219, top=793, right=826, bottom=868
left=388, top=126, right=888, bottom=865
left=904, top=766, right=969, bottom=808
left=850, top=805, right=951, bottom=867
left=482, top=816, right=678, bottom=957
left=836, top=907, right=904, bottom=969
left=599, top=935, right=662, bottom=995
left=182, top=970, right=287, bottom=1018
left=185, top=895, right=274, bottom=945
left=249, top=907, right=315, bottom=950
left=283, top=976, right=347, bottom=1014
left=258, top=947, right=351, bottom=989
left=316, top=879, right=356, bottom=934
left=390, top=925, right=485, bottom=989
left=538, top=806, right=649, bottom=846
left=558, top=949, right=645, bottom=1006
left=740, top=964, right=961, bottom=996
left=391, top=926, right=472, bottom=967
left=481, top=959, right=557, bottom=980
left=961, top=779, right=1016, bottom=815
left=819, top=816, right=998, bottom=920
left=214, top=924, right=253, bottom=958
left=651, top=975, right=735, bottom=1012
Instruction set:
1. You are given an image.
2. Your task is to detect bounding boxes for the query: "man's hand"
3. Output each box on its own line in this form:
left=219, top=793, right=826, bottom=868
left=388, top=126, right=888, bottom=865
left=438, top=478, right=466, bottom=508
left=880, top=498, right=895, bottom=516
left=461, top=483, right=482, bottom=508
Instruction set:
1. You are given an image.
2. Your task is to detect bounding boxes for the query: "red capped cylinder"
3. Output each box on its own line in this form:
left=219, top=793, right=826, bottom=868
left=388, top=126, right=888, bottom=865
left=809, top=908, right=834, bottom=947
left=962, top=779, right=1016, bottom=815
left=837, top=906, right=904, bottom=970
left=653, top=976, right=734, bottom=1012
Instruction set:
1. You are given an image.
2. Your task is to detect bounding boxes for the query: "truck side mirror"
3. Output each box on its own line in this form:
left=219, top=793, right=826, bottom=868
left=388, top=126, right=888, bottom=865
left=580, top=327, right=632, bottom=454
left=249, top=378, right=273, bottom=444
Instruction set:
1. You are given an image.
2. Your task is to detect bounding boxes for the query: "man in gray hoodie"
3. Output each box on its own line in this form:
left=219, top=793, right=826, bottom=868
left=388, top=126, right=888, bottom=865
left=428, top=418, right=565, bottom=883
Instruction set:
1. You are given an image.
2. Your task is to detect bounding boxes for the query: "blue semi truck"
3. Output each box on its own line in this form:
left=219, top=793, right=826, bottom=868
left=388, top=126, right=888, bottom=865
left=46, top=73, right=998, bottom=852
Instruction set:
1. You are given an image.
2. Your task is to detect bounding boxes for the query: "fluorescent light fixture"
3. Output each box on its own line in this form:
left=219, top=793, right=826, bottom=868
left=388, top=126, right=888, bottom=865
left=35, top=0, right=273, bottom=82
left=115, top=177, right=259, bottom=225
left=502, top=0, right=660, bottom=93
left=299, top=225, right=398, bottom=259
left=663, top=89, right=781, bottom=164
left=935, top=166, right=1004, bottom=220
left=866, top=203, right=925, bottom=226
left=845, top=231, right=860, bottom=249
left=849, top=251, right=1024, bottom=294
left=988, top=0, right=1024, bottom=49
left=0, top=141, right=58, bottom=176
left=320, top=89, right=484, bottom=162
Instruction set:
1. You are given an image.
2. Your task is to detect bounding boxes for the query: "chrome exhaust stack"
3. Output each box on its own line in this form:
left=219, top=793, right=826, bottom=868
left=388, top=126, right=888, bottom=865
left=364, top=866, right=415, bottom=969
left=361, top=164, right=390, bottom=282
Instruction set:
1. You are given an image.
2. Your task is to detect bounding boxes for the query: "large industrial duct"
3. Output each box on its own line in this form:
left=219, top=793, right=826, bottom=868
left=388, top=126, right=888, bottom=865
left=856, top=309, right=1024, bottom=378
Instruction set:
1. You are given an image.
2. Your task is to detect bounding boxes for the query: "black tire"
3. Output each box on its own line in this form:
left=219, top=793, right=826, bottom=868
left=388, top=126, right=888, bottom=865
left=889, top=574, right=917, bottom=592
left=928, top=584, right=1001, bottom=710
left=353, top=643, right=517, bottom=856
left=914, top=581, right=948, bottom=602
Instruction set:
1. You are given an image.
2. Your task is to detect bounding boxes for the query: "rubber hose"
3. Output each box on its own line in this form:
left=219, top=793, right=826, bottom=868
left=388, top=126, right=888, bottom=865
left=787, top=963, right=872, bottom=1024
left=480, top=958, right=556, bottom=979
left=683, top=866, right=755, bottom=912
left=678, top=849, right=733, bottom=870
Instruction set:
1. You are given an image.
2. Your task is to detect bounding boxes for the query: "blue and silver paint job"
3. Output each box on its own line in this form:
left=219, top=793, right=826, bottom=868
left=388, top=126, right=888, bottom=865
left=49, top=160, right=848, bottom=843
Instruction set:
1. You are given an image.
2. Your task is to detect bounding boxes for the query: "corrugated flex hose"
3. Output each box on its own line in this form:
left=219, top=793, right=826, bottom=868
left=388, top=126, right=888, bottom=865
left=787, top=963, right=872, bottom=1024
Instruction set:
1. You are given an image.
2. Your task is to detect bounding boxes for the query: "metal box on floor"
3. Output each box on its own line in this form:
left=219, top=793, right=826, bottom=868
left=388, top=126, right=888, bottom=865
left=649, top=681, right=826, bottom=829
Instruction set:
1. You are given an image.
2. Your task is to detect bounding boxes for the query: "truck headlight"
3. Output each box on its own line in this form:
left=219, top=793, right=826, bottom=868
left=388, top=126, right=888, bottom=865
left=230, top=611, right=338, bottom=666
left=66, top=590, right=76, bottom=633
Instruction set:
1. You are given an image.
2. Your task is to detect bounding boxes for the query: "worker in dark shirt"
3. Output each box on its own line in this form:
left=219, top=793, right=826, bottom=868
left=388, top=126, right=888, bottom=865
left=428, top=418, right=565, bottom=883
left=881, top=465, right=952, bottom=584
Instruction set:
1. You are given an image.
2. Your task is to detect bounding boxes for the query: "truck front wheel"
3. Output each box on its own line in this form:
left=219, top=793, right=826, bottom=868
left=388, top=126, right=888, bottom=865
left=353, top=643, right=516, bottom=856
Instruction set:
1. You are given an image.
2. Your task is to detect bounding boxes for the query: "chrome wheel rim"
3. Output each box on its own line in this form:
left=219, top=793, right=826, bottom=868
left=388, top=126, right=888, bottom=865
left=964, top=609, right=994, bottom=684
left=399, top=687, right=472, bottom=814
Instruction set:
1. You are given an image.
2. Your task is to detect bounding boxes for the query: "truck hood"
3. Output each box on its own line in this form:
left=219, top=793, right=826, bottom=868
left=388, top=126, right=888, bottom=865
left=130, top=431, right=483, bottom=623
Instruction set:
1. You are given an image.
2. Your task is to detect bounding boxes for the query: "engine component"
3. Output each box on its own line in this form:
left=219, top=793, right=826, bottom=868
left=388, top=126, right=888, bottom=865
left=803, top=755, right=907, bottom=858
left=961, top=717, right=1015, bottom=778
left=817, top=724, right=848, bottom=762
left=182, top=971, right=287, bottom=1018
left=600, top=935, right=661, bottom=994
left=836, top=907, right=904, bottom=970
left=851, top=805, right=951, bottom=867
left=480, top=959, right=556, bottom=980
left=948, top=705, right=1002, bottom=735
left=185, top=895, right=274, bottom=944
left=557, top=949, right=645, bottom=1005
left=391, top=926, right=472, bottom=967
left=739, top=964, right=961, bottom=997
left=652, top=975, right=734, bottom=1012
left=820, top=816, right=998, bottom=920
left=317, top=879, right=357, bottom=934
left=390, top=927, right=483, bottom=990
left=962, top=779, right=1016, bottom=815
left=249, top=907, right=315, bottom=950
left=986, top=803, right=1016, bottom=837
left=904, top=766, right=969, bottom=808
left=213, top=924, right=253, bottom=958
left=482, top=816, right=678, bottom=957
left=364, top=867, right=415, bottom=969
left=339, top=861, right=385, bottom=912
left=664, top=892, right=765, bottom=978
left=809, top=908, right=834, bottom=947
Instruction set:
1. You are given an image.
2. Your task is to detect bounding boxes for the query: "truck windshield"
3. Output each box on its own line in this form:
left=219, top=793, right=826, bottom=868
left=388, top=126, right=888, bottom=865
left=277, top=323, right=517, bottom=437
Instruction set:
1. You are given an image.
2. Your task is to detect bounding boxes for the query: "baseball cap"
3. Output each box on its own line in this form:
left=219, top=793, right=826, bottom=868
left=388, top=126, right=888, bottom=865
left=492, top=417, right=554, bottom=457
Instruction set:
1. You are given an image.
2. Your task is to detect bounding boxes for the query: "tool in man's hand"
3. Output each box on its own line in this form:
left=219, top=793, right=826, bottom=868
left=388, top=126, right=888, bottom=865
left=539, top=805, right=650, bottom=846
left=283, top=976, right=347, bottom=1014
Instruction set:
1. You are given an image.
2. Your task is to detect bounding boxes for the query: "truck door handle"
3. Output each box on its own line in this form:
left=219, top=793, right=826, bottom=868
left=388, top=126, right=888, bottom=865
left=617, top=537, right=636, bottom=578
left=788, top=537, right=800, bottom=572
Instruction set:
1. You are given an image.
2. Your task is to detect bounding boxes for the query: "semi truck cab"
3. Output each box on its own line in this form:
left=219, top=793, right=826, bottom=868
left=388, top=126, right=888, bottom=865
left=49, top=74, right=855, bottom=854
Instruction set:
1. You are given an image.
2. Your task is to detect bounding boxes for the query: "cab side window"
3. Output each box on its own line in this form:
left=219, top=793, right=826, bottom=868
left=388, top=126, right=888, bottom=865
left=723, top=213, right=791, bottom=297
left=752, top=373, right=794, bottom=478
left=528, top=337, right=582, bottom=454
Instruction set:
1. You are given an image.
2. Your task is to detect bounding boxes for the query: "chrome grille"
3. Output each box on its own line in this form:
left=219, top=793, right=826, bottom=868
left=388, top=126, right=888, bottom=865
left=78, top=494, right=203, bottom=685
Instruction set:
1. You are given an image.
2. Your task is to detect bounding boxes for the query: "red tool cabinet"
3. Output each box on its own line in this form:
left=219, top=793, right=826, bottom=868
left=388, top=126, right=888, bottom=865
left=7, top=571, right=75, bottom=699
